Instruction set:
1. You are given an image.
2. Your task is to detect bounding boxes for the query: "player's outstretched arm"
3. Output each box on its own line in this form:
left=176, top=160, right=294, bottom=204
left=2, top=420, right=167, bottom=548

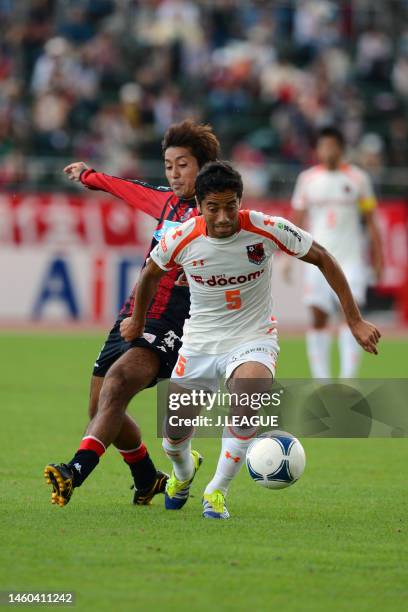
left=64, top=162, right=165, bottom=219
left=120, top=259, right=166, bottom=342
left=300, top=241, right=381, bottom=354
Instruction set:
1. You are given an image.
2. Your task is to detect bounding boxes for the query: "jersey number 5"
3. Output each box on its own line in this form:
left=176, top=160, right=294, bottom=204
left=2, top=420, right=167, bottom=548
left=225, top=289, right=241, bottom=310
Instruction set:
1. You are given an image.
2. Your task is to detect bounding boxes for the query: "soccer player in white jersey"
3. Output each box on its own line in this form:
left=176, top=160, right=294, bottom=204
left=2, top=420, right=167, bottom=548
left=289, top=127, right=383, bottom=378
left=121, top=161, right=381, bottom=519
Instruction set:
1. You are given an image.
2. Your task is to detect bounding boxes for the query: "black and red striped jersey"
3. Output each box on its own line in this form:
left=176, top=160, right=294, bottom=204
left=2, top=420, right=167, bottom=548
left=80, top=169, right=198, bottom=331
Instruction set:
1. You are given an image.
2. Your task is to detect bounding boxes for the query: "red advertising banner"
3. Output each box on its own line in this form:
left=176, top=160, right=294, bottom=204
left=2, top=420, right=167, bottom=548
left=1, top=193, right=407, bottom=293
left=0, top=193, right=152, bottom=248
left=375, top=203, right=408, bottom=292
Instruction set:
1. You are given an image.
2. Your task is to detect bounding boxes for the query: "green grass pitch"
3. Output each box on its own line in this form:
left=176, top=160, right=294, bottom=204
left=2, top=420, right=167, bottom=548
left=1, top=333, right=407, bottom=611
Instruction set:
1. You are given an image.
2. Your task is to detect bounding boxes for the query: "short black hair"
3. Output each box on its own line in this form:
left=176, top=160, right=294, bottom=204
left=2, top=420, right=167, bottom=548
left=317, top=126, right=345, bottom=148
left=162, top=120, right=220, bottom=168
left=195, top=161, right=243, bottom=202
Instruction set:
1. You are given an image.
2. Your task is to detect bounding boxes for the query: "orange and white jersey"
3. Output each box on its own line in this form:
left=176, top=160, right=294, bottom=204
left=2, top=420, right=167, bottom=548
left=150, top=210, right=312, bottom=354
left=291, top=163, right=377, bottom=266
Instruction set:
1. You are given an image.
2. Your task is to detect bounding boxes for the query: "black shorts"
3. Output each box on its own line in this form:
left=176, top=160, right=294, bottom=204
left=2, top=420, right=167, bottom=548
left=93, top=315, right=183, bottom=388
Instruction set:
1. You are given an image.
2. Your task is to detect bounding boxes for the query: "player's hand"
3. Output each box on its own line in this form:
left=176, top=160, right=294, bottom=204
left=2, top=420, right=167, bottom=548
left=349, top=319, right=381, bottom=355
left=120, top=317, right=144, bottom=342
left=63, top=161, right=89, bottom=181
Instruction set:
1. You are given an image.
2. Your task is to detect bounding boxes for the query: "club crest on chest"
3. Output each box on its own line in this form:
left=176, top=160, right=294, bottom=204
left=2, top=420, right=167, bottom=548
left=246, top=242, right=265, bottom=265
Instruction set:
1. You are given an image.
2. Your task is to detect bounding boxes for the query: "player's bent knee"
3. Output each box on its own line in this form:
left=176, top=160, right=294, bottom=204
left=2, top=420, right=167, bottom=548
left=230, top=361, right=272, bottom=381
left=228, top=364, right=272, bottom=398
left=115, top=348, right=159, bottom=386
left=102, top=349, right=158, bottom=399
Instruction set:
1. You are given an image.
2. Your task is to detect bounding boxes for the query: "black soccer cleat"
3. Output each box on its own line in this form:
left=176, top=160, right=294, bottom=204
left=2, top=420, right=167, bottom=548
left=44, top=463, right=74, bottom=507
left=131, top=470, right=169, bottom=505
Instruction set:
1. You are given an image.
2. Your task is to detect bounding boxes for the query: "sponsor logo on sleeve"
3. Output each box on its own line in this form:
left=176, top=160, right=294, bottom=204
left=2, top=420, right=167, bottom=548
left=277, top=222, right=301, bottom=242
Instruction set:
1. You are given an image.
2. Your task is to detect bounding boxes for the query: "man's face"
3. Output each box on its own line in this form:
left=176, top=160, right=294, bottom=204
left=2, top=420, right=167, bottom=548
left=198, top=190, right=241, bottom=238
left=164, top=146, right=200, bottom=199
left=316, top=136, right=343, bottom=169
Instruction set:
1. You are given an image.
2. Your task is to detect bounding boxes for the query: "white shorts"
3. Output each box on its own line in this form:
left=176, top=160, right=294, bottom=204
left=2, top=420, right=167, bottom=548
left=171, top=334, right=280, bottom=392
left=303, top=264, right=366, bottom=315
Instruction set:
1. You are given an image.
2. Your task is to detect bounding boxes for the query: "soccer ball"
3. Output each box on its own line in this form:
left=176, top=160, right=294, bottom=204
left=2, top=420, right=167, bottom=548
left=246, top=430, right=306, bottom=489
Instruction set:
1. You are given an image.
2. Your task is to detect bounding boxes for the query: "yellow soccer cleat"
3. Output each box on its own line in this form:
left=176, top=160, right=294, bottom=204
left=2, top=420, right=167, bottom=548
left=131, top=470, right=169, bottom=505
left=165, top=450, right=203, bottom=510
left=44, top=463, right=74, bottom=507
left=202, top=490, right=230, bottom=519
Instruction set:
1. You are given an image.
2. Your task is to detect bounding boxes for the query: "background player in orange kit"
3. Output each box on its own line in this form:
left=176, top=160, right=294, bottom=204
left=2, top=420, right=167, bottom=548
left=288, top=127, right=383, bottom=378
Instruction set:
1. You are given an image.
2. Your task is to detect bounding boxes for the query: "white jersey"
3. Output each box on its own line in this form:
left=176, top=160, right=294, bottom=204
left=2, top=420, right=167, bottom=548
left=291, top=163, right=377, bottom=267
left=150, top=210, right=312, bottom=354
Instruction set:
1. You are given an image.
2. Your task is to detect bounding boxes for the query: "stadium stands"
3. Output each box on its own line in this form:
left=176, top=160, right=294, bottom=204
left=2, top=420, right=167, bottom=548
left=0, top=0, right=407, bottom=195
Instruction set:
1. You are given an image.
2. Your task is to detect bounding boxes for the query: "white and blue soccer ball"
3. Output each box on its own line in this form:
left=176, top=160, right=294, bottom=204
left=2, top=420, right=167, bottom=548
left=246, top=430, right=306, bottom=489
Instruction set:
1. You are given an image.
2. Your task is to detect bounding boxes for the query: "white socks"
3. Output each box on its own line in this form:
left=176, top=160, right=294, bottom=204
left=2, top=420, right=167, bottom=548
left=163, top=429, right=253, bottom=496
left=306, top=329, right=332, bottom=378
left=204, top=427, right=255, bottom=496
left=306, top=327, right=362, bottom=378
left=162, top=436, right=194, bottom=481
left=338, top=325, right=362, bottom=378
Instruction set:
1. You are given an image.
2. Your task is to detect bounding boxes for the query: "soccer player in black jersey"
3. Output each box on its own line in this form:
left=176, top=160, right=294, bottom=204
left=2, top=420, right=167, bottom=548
left=44, top=120, right=220, bottom=507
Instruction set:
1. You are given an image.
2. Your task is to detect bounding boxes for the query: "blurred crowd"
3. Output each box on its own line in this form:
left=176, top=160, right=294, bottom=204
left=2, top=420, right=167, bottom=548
left=0, top=0, right=408, bottom=195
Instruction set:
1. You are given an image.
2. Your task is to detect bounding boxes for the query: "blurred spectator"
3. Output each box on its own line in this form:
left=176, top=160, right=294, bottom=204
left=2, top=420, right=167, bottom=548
left=31, top=37, right=76, bottom=94
left=355, top=28, right=393, bottom=81
left=32, top=90, right=71, bottom=154
left=58, top=5, right=95, bottom=44
left=20, top=0, right=56, bottom=81
left=293, top=0, right=340, bottom=57
left=120, top=82, right=143, bottom=129
left=392, top=55, right=408, bottom=98
left=260, top=52, right=306, bottom=104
